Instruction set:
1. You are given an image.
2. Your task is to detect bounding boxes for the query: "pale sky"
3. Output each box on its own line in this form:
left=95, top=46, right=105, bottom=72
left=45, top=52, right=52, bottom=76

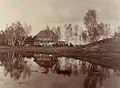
left=0, top=0, right=120, bottom=35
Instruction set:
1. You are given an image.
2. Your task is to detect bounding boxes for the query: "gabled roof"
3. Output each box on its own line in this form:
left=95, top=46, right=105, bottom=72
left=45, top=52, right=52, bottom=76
left=34, top=30, right=58, bottom=38
left=25, top=36, right=34, bottom=41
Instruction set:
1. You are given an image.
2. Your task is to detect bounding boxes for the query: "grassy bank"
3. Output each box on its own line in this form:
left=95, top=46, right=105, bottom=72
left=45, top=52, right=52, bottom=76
left=0, top=38, right=120, bottom=60
left=0, top=38, right=120, bottom=70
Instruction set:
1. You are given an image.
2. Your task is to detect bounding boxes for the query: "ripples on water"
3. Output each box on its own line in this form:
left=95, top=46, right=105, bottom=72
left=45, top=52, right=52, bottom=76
left=0, top=53, right=119, bottom=88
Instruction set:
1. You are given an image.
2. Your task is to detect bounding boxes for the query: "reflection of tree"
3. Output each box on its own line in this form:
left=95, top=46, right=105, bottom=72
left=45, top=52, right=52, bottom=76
left=53, top=61, right=72, bottom=76
left=82, top=63, right=110, bottom=88
left=0, top=53, right=31, bottom=80
left=80, top=61, right=88, bottom=75
left=73, top=64, right=79, bottom=76
left=53, top=58, right=72, bottom=76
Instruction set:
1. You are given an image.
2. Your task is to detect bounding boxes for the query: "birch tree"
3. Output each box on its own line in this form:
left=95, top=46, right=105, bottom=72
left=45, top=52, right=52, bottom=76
left=64, top=24, right=73, bottom=44
left=4, top=21, right=31, bottom=47
left=5, top=25, right=16, bottom=47
left=54, top=26, right=61, bottom=40
left=15, top=22, right=28, bottom=46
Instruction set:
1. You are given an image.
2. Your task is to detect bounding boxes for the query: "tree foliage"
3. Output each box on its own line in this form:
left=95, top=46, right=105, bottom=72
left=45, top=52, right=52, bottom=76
left=52, top=26, right=61, bottom=40
left=83, top=9, right=105, bottom=42
left=72, top=25, right=79, bottom=44
left=0, top=21, right=31, bottom=47
left=64, top=24, right=73, bottom=43
left=81, top=30, right=88, bottom=43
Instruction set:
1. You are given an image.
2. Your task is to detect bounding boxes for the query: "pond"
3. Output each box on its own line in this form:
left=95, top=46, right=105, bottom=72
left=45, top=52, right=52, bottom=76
left=0, top=53, right=119, bottom=88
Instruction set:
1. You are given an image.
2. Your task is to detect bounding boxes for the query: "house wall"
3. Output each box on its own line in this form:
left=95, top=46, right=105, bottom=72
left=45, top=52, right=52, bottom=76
left=34, top=37, right=58, bottom=46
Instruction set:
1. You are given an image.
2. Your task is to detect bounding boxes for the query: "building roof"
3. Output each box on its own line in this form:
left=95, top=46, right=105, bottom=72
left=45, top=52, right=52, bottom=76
left=25, top=36, right=34, bottom=41
left=34, top=30, right=58, bottom=38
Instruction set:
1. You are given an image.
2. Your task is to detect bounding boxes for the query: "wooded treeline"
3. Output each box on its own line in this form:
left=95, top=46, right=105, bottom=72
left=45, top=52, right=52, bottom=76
left=0, top=9, right=120, bottom=47
left=0, top=22, right=31, bottom=47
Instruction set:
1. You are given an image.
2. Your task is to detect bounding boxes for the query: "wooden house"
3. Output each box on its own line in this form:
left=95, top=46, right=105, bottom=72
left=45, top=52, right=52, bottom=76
left=24, top=36, right=34, bottom=46
left=34, top=30, right=58, bottom=46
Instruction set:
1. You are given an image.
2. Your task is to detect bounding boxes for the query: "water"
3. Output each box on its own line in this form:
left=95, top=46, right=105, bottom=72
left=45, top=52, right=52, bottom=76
left=0, top=53, right=119, bottom=88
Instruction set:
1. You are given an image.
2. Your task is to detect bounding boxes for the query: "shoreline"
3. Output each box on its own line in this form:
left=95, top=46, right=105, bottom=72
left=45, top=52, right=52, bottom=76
left=0, top=39, right=120, bottom=71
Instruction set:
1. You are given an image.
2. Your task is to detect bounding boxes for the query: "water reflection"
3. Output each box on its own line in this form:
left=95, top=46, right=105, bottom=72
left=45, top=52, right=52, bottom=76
left=83, top=64, right=110, bottom=88
left=0, top=53, right=119, bottom=88
left=34, top=54, right=59, bottom=74
left=0, top=53, right=31, bottom=80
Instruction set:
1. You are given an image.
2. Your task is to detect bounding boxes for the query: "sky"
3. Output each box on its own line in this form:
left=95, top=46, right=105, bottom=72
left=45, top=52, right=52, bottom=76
left=0, top=0, right=120, bottom=35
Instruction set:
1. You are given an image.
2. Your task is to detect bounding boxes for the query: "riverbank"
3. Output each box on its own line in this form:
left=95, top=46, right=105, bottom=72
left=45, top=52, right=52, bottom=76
left=0, top=38, right=120, bottom=70
left=0, top=38, right=119, bottom=60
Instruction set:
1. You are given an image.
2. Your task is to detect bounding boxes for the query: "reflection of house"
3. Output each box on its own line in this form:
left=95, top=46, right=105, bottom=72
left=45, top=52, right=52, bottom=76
left=34, top=54, right=58, bottom=68
left=34, top=30, right=59, bottom=46
left=33, top=54, right=58, bottom=74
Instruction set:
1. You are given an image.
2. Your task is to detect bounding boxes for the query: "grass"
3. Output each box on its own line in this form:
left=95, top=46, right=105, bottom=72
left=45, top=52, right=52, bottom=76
left=0, top=38, right=120, bottom=70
